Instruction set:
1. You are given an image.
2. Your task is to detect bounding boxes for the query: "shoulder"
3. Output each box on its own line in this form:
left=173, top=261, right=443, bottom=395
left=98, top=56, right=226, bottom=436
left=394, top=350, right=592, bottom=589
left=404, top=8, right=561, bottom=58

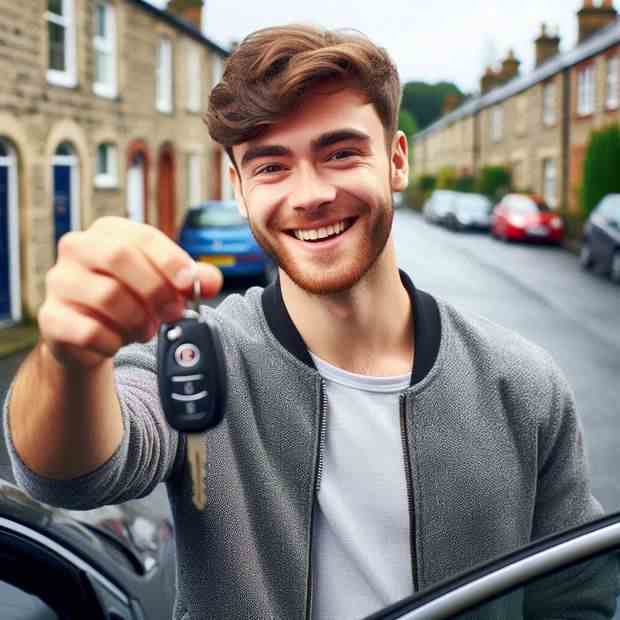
left=436, top=297, right=568, bottom=398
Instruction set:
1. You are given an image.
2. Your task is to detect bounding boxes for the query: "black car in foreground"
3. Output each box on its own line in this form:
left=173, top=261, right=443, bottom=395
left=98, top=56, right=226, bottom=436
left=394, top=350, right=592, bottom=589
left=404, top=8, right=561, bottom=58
left=581, top=194, right=620, bottom=283
left=0, top=480, right=176, bottom=619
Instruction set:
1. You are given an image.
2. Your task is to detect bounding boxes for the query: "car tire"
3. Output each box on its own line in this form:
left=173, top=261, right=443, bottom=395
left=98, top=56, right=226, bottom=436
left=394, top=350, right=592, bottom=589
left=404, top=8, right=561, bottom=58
left=579, top=242, right=594, bottom=270
left=611, top=250, right=620, bottom=284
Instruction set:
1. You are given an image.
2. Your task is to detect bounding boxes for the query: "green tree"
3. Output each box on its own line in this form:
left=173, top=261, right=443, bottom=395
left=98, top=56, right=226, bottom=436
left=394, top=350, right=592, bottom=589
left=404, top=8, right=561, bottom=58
left=436, top=166, right=457, bottom=190
left=476, top=166, right=512, bottom=202
left=401, top=81, right=466, bottom=131
left=455, top=175, right=476, bottom=193
left=398, top=109, right=418, bottom=140
left=581, top=125, right=620, bottom=217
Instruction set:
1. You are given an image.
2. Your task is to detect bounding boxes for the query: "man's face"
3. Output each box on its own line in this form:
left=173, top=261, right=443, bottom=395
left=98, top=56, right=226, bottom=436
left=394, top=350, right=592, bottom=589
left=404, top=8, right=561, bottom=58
left=231, top=85, right=408, bottom=295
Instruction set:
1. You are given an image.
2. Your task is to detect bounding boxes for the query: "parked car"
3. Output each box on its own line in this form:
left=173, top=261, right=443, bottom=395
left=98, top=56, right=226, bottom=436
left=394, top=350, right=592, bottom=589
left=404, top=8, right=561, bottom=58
left=178, top=201, right=275, bottom=285
left=491, top=194, right=564, bottom=244
left=0, top=479, right=176, bottom=619
left=443, top=193, right=493, bottom=232
left=580, top=194, right=620, bottom=283
left=369, top=511, right=620, bottom=619
left=422, top=190, right=458, bottom=225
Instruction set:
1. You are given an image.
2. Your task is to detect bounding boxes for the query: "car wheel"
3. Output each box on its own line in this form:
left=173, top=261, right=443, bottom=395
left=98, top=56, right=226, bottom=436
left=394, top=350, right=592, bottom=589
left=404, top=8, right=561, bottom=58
left=579, top=242, right=594, bottom=270
left=611, top=251, right=620, bottom=284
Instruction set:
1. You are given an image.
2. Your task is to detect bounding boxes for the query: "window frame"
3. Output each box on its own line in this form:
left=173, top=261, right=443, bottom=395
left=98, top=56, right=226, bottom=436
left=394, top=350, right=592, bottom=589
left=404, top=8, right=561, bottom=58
left=94, top=143, right=118, bottom=189
left=490, top=105, right=503, bottom=143
left=186, top=44, right=202, bottom=113
left=542, top=81, right=556, bottom=127
left=577, top=64, right=596, bottom=116
left=606, top=55, right=620, bottom=110
left=46, top=0, right=77, bottom=88
left=156, top=38, right=173, bottom=114
left=93, top=1, right=118, bottom=99
left=542, top=158, right=558, bottom=209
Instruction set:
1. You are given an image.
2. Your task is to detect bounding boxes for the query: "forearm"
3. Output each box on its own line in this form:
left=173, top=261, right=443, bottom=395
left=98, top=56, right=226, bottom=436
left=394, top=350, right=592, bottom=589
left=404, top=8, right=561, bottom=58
left=7, top=341, right=124, bottom=480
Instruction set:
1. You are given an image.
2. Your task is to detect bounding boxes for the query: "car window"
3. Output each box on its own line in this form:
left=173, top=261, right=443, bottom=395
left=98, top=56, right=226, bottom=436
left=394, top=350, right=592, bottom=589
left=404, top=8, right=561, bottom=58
left=507, top=195, right=549, bottom=214
left=457, top=196, right=491, bottom=213
left=185, top=207, right=246, bottom=228
left=0, top=579, right=59, bottom=619
left=368, top=517, right=620, bottom=620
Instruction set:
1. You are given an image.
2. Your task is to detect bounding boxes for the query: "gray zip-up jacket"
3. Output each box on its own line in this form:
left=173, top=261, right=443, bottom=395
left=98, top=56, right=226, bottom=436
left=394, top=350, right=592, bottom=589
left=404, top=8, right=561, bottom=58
left=4, top=272, right=604, bottom=619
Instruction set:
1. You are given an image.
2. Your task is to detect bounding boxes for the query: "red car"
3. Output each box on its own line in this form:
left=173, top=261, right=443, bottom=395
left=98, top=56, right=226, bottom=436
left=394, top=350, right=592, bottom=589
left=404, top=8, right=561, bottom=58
left=491, top=194, right=564, bottom=244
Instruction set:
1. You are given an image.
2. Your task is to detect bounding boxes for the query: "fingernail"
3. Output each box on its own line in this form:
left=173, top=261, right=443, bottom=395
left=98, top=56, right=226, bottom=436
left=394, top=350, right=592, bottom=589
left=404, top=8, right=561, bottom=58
left=174, top=266, right=196, bottom=289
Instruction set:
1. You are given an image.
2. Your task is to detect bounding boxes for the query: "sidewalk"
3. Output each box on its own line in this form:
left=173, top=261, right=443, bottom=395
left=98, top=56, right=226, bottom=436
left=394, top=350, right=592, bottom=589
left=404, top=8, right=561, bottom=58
left=0, top=323, right=39, bottom=359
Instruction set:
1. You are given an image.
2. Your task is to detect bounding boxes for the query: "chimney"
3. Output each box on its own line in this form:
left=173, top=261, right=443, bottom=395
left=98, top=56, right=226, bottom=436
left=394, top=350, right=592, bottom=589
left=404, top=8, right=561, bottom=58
left=535, top=23, right=561, bottom=67
left=577, top=0, right=617, bottom=44
left=498, top=49, right=520, bottom=82
left=442, top=93, right=461, bottom=115
left=480, top=66, right=499, bottom=94
left=167, top=0, right=203, bottom=31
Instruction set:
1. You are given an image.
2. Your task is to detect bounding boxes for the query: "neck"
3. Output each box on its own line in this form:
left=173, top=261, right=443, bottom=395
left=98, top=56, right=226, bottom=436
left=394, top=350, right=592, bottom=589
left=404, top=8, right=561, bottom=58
left=279, top=239, right=414, bottom=376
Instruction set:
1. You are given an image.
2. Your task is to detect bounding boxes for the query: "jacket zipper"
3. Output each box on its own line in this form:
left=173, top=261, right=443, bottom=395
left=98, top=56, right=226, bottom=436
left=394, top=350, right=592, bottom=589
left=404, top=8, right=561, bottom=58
left=304, top=379, right=328, bottom=620
left=400, top=393, right=419, bottom=592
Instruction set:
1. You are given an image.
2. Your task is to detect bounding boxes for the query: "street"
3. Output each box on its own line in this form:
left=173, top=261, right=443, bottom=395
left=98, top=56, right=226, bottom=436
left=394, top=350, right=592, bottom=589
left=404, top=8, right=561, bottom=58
left=1, top=208, right=619, bottom=520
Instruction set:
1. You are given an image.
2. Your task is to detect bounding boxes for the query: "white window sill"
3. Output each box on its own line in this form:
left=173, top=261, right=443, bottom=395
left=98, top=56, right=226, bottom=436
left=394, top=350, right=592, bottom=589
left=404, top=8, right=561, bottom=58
left=47, top=69, right=77, bottom=88
left=94, top=175, right=118, bottom=189
left=94, top=83, right=118, bottom=99
left=157, top=103, right=173, bottom=114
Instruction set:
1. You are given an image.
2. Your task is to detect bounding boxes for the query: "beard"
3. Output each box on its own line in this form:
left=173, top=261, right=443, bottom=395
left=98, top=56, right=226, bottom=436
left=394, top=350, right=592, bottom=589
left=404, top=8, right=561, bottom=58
left=246, top=198, right=394, bottom=295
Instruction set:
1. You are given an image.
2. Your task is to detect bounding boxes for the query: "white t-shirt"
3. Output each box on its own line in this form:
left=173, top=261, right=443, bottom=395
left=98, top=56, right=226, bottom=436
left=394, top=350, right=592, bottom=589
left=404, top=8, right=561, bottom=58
left=309, top=352, right=413, bottom=620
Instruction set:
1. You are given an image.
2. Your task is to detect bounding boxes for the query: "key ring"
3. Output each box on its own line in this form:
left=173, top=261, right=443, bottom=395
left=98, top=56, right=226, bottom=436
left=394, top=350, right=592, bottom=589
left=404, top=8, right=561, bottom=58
left=183, top=265, right=201, bottom=320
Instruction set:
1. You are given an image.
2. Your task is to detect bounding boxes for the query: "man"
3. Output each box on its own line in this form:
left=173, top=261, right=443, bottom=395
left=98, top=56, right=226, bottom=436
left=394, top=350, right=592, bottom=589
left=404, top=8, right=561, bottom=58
left=3, top=24, right=608, bottom=619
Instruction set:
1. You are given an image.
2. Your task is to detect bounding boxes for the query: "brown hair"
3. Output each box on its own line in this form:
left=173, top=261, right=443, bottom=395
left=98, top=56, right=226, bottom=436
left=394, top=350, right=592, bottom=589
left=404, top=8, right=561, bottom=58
left=205, top=24, right=401, bottom=155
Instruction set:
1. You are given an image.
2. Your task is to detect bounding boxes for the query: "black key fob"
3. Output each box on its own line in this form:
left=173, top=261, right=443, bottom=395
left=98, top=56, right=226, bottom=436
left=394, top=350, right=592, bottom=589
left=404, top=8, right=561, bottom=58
left=157, top=310, right=226, bottom=433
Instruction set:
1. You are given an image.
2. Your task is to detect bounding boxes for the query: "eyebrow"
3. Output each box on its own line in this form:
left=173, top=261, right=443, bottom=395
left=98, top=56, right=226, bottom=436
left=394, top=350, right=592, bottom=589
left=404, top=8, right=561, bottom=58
left=240, top=128, right=370, bottom=170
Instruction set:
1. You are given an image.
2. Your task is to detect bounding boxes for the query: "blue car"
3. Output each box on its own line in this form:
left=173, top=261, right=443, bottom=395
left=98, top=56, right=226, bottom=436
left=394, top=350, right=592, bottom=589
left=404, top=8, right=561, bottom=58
left=178, top=201, right=275, bottom=285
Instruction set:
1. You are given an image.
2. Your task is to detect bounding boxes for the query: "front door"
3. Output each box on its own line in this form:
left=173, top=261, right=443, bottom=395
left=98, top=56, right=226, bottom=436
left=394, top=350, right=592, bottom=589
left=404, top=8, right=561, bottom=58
left=157, top=148, right=175, bottom=238
left=52, top=143, right=79, bottom=254
left=0, top=159, right=10, bottom=320
left=0, top=140, right=19, bottom=323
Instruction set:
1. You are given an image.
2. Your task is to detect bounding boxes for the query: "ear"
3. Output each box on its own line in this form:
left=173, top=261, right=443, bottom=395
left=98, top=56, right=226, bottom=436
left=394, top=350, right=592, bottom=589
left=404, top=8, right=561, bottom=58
left=390, top=130, right=409, bottom=193
left=229, top=164, right=248, bottom=219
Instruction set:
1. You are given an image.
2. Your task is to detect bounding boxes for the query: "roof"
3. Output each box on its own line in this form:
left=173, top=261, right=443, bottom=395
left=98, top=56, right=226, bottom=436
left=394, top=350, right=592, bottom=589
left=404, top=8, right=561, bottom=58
left=414, top=18, right=620, bottom=141
left=129, top=0, right=230, bottom=57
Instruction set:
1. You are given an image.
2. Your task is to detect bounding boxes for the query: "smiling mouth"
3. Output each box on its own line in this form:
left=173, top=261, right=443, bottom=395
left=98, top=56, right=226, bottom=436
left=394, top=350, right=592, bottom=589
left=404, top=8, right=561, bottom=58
left=287, top=217, right=357, bottom=242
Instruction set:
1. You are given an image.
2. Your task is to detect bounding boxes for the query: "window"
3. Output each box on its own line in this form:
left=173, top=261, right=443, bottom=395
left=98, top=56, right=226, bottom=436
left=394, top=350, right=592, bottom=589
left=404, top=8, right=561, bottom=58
left=490, top=105, right=503, bottom=143
left=156, top=38, right=173, bottom=113
left=46, top=0, right=77, bottom=87
left=577, top=65, right=595, bottom=116
left=186, top=45, right=202, bottom=112
left=95, top=143, right=117, bottom=188
left=187, top=153, right=202, bottom=206
left=606, top=56, right=619, bottom=109
left=543, top=82, right=556, bottom=127
left=543, top=158, right=557, bottom=208
left=211, top=55, right=223, bottom=89
left=93, top=2, right=117, bottom=98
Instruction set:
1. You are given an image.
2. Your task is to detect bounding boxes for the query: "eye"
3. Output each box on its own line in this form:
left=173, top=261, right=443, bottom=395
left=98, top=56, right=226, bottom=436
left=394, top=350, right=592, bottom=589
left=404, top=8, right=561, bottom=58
left=329, top=149, right=357, bottom=161
left=255, top=163, right=284, bottom=176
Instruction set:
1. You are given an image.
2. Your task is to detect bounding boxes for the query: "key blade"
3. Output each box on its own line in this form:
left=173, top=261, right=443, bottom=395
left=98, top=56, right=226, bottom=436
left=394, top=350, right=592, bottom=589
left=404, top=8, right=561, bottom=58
left=187, top=433, right=207, bottom=510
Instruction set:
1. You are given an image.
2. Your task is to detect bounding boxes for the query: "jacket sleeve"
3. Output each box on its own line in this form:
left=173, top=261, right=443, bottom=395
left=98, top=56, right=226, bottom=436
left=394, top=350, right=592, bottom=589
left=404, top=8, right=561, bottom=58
left=2, top=339, right=183, bottom=510
left=523, top=358, right=618, bottom=618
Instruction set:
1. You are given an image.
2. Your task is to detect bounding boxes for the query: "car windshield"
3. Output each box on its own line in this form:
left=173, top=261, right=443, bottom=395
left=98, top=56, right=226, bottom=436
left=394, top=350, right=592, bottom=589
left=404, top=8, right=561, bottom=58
left=185, top=206, right=246, bottom=228
left=508, top=195, right=550, bottom=214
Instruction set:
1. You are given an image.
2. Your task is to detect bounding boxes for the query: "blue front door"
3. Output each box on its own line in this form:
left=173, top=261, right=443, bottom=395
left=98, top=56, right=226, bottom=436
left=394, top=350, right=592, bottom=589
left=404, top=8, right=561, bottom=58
left=0, top=165, right=10, bottom=319
left=53, top=164, right=72, bottom=251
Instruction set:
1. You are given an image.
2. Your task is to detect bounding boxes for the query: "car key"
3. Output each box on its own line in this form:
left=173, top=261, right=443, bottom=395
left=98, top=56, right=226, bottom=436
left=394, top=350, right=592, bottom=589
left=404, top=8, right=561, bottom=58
left=157, top=275, right=226, bottom=510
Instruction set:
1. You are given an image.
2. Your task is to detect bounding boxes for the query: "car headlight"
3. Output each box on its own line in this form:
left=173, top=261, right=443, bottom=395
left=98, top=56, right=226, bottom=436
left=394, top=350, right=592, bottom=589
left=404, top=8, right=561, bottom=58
left=550, top=216, right=563, bottom=229
left=457, top=214, right=472, bottom=224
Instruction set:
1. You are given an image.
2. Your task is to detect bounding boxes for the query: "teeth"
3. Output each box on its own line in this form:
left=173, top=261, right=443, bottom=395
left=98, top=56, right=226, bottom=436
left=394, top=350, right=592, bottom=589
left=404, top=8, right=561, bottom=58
left=293, top=219, right=348, bottom=241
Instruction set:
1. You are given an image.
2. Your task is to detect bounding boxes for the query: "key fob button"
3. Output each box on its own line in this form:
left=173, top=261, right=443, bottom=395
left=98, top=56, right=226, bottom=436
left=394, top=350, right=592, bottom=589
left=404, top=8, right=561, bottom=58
left=175, top=343, right=201, bottom=368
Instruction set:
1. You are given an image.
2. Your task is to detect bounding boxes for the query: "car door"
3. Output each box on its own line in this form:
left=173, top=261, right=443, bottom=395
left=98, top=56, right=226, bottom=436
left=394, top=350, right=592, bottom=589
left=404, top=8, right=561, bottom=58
left=367, top=512, right=620, bottom=620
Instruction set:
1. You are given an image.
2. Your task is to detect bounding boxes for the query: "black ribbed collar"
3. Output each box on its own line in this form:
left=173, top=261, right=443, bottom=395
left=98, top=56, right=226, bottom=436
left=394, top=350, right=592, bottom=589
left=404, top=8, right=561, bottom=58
left=260, top=269, right=441, bottom=387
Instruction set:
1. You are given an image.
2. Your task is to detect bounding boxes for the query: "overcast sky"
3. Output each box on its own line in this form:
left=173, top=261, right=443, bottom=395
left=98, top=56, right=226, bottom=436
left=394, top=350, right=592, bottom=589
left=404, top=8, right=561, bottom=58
left=150, top=0, right=597, bottom=93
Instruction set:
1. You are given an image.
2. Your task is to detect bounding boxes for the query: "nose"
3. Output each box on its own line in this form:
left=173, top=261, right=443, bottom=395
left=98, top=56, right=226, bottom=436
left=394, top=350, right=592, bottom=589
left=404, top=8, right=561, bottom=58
left=288, top=163, right=337, bottom=212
